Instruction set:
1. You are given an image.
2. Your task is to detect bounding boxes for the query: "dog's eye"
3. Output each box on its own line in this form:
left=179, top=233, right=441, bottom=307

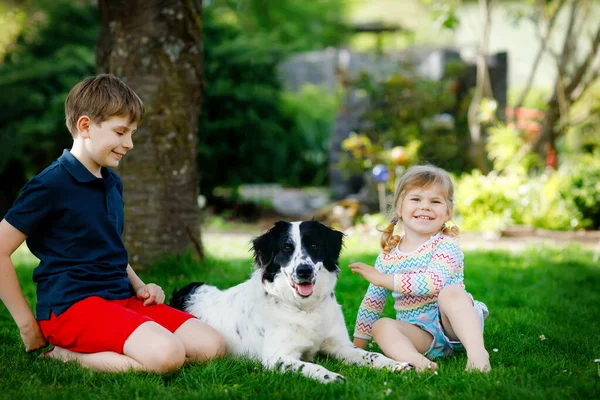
left=310, top=244, right=319, bottom=249
left=283, top=245, right=293, bottom=252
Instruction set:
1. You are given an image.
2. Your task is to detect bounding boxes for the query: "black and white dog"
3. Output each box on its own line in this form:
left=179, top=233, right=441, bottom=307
left=171, top=220, right=412, bottom=383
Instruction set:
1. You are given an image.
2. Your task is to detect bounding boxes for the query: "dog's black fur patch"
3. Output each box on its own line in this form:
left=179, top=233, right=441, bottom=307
left=170, top=282, right=205, bottom=311
left=251, top=220, right=344, bottom=283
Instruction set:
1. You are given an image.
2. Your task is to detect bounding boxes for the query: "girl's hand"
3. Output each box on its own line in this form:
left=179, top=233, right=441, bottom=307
left=19, top=318, right=48, bottom=352
left=349, top=262, right=385, bottom=286
left=136, top=283, right=165, bottom=306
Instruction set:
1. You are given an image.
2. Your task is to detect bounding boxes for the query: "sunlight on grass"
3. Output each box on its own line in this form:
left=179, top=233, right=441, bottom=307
left=203, top=232, right=256, bottom=260
left=203, top=229, right=384, bottom=261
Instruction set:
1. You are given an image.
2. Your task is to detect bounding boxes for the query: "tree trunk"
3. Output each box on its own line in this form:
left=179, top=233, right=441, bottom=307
left=467, top=0, right=493, bottom=174
left=533, top=91, right=561, bottom=157
left=96, top=0, right=205, bottom=266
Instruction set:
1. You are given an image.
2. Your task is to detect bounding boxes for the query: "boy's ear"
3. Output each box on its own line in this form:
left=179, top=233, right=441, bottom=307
left=76, top=116, right=91, bottom=138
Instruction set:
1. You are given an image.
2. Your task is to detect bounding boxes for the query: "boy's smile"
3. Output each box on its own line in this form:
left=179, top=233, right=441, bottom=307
left=71, top=115, right=137, bottom=177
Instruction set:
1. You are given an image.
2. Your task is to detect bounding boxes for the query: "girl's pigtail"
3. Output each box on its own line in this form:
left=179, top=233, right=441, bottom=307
left=441, top=220, right=460, bottom=237
left=380, top=218, right=401, bottom=253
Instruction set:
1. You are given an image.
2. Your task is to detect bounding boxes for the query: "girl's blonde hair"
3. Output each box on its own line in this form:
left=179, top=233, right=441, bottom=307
left=380, top=164, right=460, bottom=253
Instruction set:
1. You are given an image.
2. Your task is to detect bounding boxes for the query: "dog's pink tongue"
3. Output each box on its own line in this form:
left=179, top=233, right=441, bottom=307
left=297, top=283, right=314, bottom=296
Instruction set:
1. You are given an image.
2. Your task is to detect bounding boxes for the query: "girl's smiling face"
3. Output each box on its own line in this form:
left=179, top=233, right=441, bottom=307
left=397, top=184, right=452, bottom=243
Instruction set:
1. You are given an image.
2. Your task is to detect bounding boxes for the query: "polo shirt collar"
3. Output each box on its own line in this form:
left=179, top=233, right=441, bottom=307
left=58, top=149, right=116, bottom=186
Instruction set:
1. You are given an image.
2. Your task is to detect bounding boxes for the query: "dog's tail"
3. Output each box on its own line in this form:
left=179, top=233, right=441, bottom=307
left=170, top=282, right=205, bottom=311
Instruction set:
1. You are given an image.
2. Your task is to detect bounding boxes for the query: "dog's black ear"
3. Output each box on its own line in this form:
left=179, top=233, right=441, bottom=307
left=251, top=221, right=288, bottom=269
left=316, top=221, right=345, bottom=264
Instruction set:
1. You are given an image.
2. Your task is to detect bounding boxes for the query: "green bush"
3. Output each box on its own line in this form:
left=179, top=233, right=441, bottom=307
left=0, top=0, right=96, bottom=216
left=199, top=11, right=338, bottom=195
left=198, top=10, right=292, bottom=195
left=485, top=123, right=542, bottom=175
left=454, top=170, right=522, bottom=232
left=281, top=84, right=337, bottom=186
left=454, top=169, right=582, bottom=232
left=338, top=64, right=473, bottom=179
left=558, top=154, right=600, bottom=229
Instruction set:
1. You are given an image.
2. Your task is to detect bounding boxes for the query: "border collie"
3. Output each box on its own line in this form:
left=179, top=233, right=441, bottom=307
left=171, top=220, right=412, bottom=383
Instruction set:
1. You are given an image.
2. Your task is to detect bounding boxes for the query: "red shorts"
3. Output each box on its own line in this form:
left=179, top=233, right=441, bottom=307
left=38, top=296, right=195, bottom=354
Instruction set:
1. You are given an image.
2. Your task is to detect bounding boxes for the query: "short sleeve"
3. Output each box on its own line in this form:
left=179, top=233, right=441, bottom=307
left=4, top=176, right=54, bottom=236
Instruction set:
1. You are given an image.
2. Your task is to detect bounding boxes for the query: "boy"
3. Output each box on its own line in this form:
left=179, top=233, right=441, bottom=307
left=0, top=74, right=224, bottom=373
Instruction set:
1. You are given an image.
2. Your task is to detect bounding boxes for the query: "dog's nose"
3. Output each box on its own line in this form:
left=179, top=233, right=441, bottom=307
left=295, top=264, right=314, bottom=281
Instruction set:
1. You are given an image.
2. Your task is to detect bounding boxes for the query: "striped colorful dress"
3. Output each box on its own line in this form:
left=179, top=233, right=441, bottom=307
left=353, top=232, right=484, bottom=343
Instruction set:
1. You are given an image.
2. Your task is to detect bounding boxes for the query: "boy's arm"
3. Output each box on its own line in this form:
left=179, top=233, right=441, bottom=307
left=0, top=219, right=48, bottom=352
left=126, top=265, right=165, bottom=306
left=126, top=264, right=146, bottom=293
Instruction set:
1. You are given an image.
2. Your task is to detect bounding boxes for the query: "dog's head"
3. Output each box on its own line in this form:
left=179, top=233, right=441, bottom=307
left=251, top=220, right=344, bottom=306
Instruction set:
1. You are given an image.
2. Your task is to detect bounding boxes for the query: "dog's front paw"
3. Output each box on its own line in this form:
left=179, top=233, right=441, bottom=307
left=318, top=371, right=346, bottom=384
left=390, top=361, right=413, bottom=372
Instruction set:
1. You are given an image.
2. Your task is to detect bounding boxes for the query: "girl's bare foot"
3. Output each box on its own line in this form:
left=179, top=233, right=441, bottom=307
left=404, top=353, right=438, bottom=372
left=466, top=351, right=491, bottom=372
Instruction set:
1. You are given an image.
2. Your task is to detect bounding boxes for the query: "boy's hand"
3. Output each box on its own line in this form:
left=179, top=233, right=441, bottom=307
left=136, top=283, right=165, bottom=306
left=19, top=319, right=48, bottom=352
left=349, top=262, right=385, bottom=287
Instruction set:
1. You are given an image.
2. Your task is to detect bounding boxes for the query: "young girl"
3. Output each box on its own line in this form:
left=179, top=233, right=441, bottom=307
left=349, top=165, right=490, bottom=372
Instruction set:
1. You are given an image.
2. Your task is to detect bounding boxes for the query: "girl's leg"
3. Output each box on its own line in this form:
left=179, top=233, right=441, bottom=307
left=437, top=285, right=490, bottom=372
left=372, top=317, right=437, bottom=372
left=173, top=318, right=226, bottom=362
left=45, top=321, right=186, bottom=374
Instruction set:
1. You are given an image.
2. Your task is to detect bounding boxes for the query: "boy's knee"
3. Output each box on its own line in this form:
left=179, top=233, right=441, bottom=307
left=147, top=336, right=186, bottom=374
left=190, top=330, right=226, bottom=362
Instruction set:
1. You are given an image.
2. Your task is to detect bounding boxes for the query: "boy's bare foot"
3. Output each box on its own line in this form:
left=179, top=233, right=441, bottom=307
left=404, top=353, right=438, bottom=372
left=40, top=346, right=76, bottom=363
left=466, top=351, right=491, bottom=372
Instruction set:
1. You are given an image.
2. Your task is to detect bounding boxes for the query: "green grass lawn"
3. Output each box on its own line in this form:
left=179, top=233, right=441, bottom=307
left=1, top=235, right=599, bottom=399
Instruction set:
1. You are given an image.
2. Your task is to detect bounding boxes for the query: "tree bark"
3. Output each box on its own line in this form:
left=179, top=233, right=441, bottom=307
left=467, top=0, right=493, bottom=173
left=512, top=0, right=565, bottom=116
left=96, top=0, right=205, bottom=266
left=532, top=0, right=600, bottom=157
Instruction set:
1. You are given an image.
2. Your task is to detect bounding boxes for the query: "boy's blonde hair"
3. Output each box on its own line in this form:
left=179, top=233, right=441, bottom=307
left=65, top=74, right=145, bottom=137
left=381, top=164, right=460, bottom=253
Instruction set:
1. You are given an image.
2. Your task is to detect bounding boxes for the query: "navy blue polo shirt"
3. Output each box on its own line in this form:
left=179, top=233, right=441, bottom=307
left=5, top=150, right=133, bottom=320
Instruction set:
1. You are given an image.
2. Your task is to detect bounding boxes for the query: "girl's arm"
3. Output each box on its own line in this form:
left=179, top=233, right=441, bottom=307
left=353, top=337, right=370, bottom=349
left=0, top=219, right=48, bottom=352
left=392, top=238, right=464, bottom=297
left=352, top=254, right=391, bottom=341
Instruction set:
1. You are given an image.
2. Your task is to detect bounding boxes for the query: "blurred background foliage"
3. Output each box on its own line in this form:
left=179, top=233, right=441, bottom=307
left=338, top=60, right=473, bottom=177
left=0, top=0, right=97, bottom=215
left=198, top=5, right=339, bottom=194
left=0, top=0, right=345, bottom=212
left=1, top=0, right=600, bottom=232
